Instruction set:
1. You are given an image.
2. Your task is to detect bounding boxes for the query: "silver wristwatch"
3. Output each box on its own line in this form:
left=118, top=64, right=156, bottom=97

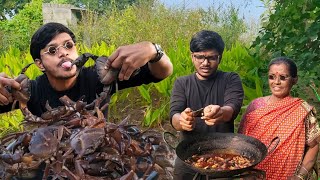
left=149, top=43, right=164, bottom=63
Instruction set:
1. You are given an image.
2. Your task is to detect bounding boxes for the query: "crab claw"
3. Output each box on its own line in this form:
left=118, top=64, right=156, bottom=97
left=71, top=53, right=98, bottom=68
left=11, top=74, right=31, bottom=104
left=95, top=56, right=119, bottom=85
left=71, top=53, right=119, bottom=85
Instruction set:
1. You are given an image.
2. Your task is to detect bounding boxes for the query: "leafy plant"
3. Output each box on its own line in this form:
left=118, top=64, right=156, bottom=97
left=219, top=42, right=264, bottom=105
left=310, top=82, right=320, bottom=102
left=0, top=0, right=42, bottom=53
left=0, top=110, right=24, bottom=137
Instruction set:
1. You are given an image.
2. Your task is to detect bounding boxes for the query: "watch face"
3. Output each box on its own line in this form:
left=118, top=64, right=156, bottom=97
left=155, top=44, right=163, bottom=53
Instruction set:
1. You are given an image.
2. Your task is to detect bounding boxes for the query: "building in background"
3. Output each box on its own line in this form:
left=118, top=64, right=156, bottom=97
left=42, top=3, right=85, bottom=26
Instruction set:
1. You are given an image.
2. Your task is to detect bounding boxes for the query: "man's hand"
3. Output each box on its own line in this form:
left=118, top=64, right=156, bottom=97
left=0, top=73, right=21, bottom=106
left=201, top=105, right=224, bottom=126
left=107, top=41, right=156, bottom=81
left=179, top=108, right=196, bottom=131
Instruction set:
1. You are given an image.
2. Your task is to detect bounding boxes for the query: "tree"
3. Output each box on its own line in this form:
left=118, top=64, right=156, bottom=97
left=0, top=0, right=42, bottom=52
left=0, top=0, right=31, bottom=20
left=43, top=0, right=139, bottom=14
left=0, top=0, right=139, bottom=21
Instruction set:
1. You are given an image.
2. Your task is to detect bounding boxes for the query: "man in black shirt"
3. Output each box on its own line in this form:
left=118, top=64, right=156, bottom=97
left=0, top=22, right=173, bottom=117
left=170, top=30, right=244, bottom=179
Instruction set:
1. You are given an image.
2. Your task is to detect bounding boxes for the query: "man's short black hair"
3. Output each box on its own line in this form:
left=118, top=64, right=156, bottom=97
left=190, top=30, right=225, bottom=56
left=30, top=22, right=76, bottom=60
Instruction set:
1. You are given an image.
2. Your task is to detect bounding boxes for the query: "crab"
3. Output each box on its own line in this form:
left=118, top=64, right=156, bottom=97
left=0, top=54, right=166, bottom=179
left=4, top=63, right=33, bottom=110
left=0, top=125, right=71, bottom=179
left=71, top=53, right=120, bottom=85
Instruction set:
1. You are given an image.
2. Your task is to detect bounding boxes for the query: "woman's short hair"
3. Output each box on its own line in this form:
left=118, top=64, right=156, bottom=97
left=268, top=57, right=298, bottom=78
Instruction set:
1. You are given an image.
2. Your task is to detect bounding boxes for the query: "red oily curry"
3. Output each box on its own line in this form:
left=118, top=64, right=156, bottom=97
left=185, top=152, right=254, bottom=170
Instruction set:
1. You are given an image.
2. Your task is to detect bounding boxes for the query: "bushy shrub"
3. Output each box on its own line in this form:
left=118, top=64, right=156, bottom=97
left=71, top=1, right=249, bottom=51
left=0, top=0, right=42, bottom=53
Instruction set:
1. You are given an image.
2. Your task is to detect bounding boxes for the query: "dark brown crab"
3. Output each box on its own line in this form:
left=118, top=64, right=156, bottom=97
left=21, top=92, right=107, bottom=126
left=5, top=63, right=32, bottom=109
left=72, top=53, right=120, bottom=85
left=20, top=97, right=82, bottom=125
left=0, top=125, right=70, bottom=163
left=0, top=57, right=165, bottom=179
left=0, top=126, right=72, bottom=179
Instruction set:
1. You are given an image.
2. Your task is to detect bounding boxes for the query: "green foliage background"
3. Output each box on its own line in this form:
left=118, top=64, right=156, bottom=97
left=0, top=0, right=319, bottom=136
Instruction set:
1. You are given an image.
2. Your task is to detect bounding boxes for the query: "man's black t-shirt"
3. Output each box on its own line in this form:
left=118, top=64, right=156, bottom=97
left=0, top=63, right=161, bottom=117
left=170, top=71, right=244, bottom=140
left=170, top=71, right=244, bottom=180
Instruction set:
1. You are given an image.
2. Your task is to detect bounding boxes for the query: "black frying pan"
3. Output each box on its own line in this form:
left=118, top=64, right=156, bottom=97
left=164, top=132, right=279, bottom=178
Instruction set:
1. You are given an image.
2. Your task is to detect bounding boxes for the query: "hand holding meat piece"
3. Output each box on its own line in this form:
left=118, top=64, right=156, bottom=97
left=201, top=105, right=224, bottom=126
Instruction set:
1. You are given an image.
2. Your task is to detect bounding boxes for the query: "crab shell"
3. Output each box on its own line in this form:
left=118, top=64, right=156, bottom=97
left=28, top=128, right=58, bottom=159
left=70, top=128, right=105, bottom=157
left=95, top=56, right=119, bottom=85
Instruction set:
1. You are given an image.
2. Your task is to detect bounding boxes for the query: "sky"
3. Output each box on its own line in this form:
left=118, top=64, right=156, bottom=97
left=159, top=0, right=266, bottom=22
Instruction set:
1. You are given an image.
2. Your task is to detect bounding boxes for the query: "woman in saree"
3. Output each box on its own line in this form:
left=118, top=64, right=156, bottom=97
left=238, top=57, right=320, bottom=180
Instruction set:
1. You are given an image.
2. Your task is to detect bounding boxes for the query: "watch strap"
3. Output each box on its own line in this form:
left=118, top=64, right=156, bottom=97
left=149, top=43, right=164, bottom=63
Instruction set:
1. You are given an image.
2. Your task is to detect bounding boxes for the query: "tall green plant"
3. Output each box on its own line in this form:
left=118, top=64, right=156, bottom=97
left=0, top=47, right=41, bottom=79
left=0, top=0, right=30, bottom=20
left=140, top=39, right=193, bottom=126
left=218, top=42, right=265, bottom=124
left=219, top=42, right=264, bottom=105
left=0, top=110, right=24, bottom=137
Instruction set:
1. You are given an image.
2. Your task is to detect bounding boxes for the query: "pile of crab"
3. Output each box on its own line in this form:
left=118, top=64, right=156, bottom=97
left=0, top=54, right=175, bottom=180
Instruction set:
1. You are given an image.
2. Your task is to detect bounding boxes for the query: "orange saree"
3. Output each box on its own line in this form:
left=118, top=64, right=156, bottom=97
left=239, top=97, right=308, bottom=180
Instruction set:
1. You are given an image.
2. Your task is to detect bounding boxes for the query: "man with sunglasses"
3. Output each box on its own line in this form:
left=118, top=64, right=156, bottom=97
left=170, top=30, right=244, bottom=179
left=0, top=22, right=173, bottom=118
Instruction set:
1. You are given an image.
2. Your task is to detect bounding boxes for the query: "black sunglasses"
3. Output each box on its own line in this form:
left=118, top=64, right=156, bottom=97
left=268, top=74, right=291, bottom=81
left=43, top=41, right=75, bottom=55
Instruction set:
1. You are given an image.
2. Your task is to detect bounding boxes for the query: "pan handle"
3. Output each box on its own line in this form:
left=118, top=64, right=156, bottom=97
left=266, top=136, right=280, bottom=155
left=163, top=131, right=178, bottom=150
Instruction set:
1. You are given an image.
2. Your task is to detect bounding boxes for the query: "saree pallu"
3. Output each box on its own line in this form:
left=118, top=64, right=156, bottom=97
left=239, top=97, right=308, bottom=180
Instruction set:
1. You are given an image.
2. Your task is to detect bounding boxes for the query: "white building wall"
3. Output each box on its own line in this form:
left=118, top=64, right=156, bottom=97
left=42, top=3, right=83, bottom=26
